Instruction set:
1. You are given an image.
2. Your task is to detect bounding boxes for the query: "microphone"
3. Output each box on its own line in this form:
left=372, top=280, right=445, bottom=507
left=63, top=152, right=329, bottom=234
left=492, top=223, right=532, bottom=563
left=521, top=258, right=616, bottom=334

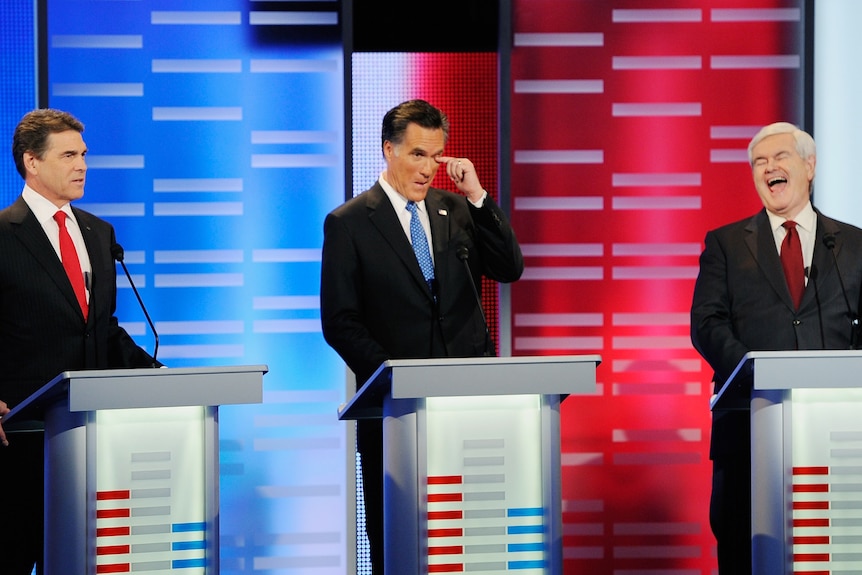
left=112, top=243, right=160, bottom=366
left=457, top=246, right=493, bottom=356
left=822, top=233, right=859, bottom=348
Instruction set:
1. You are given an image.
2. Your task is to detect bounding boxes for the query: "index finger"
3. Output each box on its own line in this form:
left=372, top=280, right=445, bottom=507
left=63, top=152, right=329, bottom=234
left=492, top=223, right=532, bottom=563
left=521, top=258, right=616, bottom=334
left=435, top=155, right=455, bottom=165
left=0, top=401, right=10, bottom=446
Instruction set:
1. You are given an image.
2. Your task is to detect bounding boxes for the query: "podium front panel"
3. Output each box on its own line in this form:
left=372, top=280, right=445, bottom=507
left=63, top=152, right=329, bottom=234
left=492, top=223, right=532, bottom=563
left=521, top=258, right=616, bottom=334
left=92, top=406, right=213, bottom=574
left=425, top=395, right=549, bottom=572
left=44, top=402, right=218, bottom=575
left=752, top=386, right=862, bottom=575
left=384, top=393, right=562, bottom=574
left=788, top=388, right=862, bottom=574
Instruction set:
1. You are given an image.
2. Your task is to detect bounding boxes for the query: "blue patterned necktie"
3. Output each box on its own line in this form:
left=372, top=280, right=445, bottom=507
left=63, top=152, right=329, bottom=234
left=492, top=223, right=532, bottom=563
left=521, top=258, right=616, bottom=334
left=406, top=201, right=435, bottom=289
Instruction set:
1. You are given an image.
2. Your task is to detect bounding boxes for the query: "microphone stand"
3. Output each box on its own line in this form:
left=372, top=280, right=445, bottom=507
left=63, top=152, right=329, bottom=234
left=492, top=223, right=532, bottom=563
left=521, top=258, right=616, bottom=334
left=112, top=243, right=160, bottom=366
left=823, top=234, right=860, bottom=349
left=457, top=246, right=493, bottom=356
left=808, top=265, right=825, bottom=349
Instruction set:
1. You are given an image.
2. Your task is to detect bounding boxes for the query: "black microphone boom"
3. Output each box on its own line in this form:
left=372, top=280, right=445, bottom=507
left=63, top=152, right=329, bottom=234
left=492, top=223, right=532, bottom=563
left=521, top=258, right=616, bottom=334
left=457, top=246, right=493, bottom=356
left=808, top=264, right=825, bottom=349
left=112, top=243, right=160, bottom=366
left=822, top=233, right=859, bottom=348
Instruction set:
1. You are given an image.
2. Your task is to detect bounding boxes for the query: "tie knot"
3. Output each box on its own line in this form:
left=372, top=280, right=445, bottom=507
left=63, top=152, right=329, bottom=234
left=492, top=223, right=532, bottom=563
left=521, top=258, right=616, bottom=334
left=783, top=220, right=798, bottom=231
left=54, top=210, right=67, bottom=225
left=406, top=201, right=418, bottom=214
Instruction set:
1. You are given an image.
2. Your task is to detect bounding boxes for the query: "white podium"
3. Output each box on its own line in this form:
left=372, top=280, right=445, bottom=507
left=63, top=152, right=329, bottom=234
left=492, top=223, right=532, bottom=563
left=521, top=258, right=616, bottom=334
left=339, top=354, right=600, bottom=574
left=712, top=350, right=862, bottom=575
left=3, top=365, right=267, bottom=575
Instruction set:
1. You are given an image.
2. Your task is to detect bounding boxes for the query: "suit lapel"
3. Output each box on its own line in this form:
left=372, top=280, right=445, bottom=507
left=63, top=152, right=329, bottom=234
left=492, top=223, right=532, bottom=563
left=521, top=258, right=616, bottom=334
left=749, top=209, right=845, bottom=313
left=426, top=190, right=450, bottom=293
left=366, top=184, right=434, bottom=299
left=74, top=207, right=99, bottom=323
left=746, top=210, right=797, bottom=310
left=11, top=197, right=85, bottom=317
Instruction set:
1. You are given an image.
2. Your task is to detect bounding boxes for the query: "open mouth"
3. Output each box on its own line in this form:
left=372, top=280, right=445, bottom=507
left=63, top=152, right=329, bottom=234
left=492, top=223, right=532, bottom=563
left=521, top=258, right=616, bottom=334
left=768, top=176, right=787, bottom=189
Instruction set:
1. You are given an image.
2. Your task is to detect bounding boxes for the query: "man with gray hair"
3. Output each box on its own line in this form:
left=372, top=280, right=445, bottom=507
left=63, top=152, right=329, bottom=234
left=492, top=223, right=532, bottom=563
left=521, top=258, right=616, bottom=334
left=691, top=122, right=862, bottom=573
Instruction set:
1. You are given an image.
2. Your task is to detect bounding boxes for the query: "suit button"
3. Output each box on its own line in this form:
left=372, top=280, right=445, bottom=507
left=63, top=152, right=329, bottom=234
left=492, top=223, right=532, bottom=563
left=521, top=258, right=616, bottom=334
left=792, top=319, right=801, bottom=326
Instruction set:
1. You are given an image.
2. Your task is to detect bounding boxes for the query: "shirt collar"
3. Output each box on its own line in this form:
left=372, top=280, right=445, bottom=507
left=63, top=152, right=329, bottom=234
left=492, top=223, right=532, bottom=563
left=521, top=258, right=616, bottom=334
left=378, top=173, right=427, bottom=214
left=22, top=185, right=73, bottom=226
left=767, top=201, right=816, bottom=233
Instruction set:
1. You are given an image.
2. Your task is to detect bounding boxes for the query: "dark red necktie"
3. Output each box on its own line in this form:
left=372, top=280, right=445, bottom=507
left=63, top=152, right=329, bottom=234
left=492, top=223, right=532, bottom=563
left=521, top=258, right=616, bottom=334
left=54, top=210, right=89, bottom=321
left=781, top=220, right=804, bottom=309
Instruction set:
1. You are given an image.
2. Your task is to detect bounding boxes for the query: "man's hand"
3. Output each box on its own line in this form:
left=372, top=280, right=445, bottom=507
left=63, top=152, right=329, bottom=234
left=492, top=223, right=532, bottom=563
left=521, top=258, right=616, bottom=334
left=0, top=400, right=9, bottom=446
left=436, top=156, right=485, bottom=203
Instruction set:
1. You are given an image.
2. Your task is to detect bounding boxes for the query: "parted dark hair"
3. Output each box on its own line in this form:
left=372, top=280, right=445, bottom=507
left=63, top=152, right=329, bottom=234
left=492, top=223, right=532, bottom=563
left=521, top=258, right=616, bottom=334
left=380, top=99, right=449, bottom=156
left=12, top=108, right=84, bottom=179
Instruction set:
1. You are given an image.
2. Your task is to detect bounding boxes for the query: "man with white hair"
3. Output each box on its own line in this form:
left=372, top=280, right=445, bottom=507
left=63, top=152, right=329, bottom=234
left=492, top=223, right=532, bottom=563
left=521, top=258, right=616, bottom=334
left=691, top=122, right=862, bottom=573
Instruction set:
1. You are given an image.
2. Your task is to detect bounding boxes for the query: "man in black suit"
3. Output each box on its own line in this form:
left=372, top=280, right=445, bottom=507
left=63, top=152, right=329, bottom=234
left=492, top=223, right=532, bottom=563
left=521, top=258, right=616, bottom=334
left=0, top=108, right=159, bottom=575
left=320, top=99, right=523, bottom=573
left=691, top=122, right=862, bottom=574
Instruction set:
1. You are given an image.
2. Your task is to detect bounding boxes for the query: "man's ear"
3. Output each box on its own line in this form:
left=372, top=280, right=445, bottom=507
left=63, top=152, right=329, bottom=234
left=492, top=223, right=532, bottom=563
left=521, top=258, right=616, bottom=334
left=383, top=140, right=393, bottom=160
left=22, top=152, right=38, bottom=176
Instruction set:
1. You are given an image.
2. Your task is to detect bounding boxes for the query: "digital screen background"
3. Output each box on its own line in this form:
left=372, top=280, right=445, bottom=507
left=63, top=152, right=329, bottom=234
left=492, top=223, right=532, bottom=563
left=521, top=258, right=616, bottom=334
left=0, top=0, right=37, bottom=205
left=5, top=0, right=853, bottom=573
left=43, top=2, right=348, bottom=573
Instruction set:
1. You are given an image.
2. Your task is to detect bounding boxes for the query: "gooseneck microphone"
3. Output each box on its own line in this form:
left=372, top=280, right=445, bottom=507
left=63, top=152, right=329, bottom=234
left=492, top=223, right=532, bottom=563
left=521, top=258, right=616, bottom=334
left=808, top=265, right=825, bottom=348
left=822, top=233, right=859, bottom=348
left=457, top=246, right=493, bottom=356
left=111, top=243, right=160, bottom=366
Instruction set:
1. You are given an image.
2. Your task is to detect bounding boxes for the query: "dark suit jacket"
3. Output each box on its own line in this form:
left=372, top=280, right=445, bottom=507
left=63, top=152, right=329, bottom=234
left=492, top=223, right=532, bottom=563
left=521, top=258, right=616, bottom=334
left=691, top=207, right=862, bottom=458
left=0, top=196, right=158, bottom=407
left=320, top=183, right=524, bottom=385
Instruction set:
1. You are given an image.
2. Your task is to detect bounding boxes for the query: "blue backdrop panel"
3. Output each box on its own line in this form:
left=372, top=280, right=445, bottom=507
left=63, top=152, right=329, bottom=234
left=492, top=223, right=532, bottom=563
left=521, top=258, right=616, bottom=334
left=44, top=1, right=348, bottom=573
left=1, top=0, right=37, bottom=205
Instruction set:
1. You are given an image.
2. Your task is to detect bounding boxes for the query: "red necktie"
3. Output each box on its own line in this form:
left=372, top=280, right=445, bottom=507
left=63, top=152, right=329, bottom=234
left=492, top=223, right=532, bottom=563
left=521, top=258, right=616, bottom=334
left=54, top=210, right=89, bottom=321
left=781, top=220, right=804, bottom=309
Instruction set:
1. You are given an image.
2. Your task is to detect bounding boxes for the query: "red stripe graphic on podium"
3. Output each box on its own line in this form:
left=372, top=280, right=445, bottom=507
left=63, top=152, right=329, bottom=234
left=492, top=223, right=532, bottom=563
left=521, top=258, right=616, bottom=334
left=425, top=473, right=547, bottom=572
left=94, top=488, right=207, bottom=573
left=428, top=475, right=462, bottom=485
left=428, top=510, right=463, bottom=520
left=96, top=565, right=130, bottom=574
left=98, top=490, right=131, bottom=500
left=96, top=490, right=132, bottom=573
left=792, top=466, right=831, bottom=573
left=427, top=475, right=464, bottom=573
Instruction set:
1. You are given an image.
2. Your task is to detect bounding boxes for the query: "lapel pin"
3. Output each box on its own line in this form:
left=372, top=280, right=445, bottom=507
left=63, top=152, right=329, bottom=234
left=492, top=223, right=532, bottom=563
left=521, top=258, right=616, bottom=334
left=438, top=209, right=447, bottom=216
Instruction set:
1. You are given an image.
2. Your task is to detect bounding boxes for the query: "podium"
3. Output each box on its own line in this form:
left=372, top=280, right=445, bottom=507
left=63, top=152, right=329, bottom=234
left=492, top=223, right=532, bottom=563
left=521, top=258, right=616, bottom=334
left=711, top=350, right=862, bottom=575
left=3, top=365, right=267, bottom=575
left=338, top=354, right=600, bottom=574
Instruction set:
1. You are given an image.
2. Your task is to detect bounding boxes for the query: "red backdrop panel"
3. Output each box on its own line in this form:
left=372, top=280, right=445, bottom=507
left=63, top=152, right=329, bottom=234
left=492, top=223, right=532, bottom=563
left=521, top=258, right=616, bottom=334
left=509, top=0, right=802, bottom=572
